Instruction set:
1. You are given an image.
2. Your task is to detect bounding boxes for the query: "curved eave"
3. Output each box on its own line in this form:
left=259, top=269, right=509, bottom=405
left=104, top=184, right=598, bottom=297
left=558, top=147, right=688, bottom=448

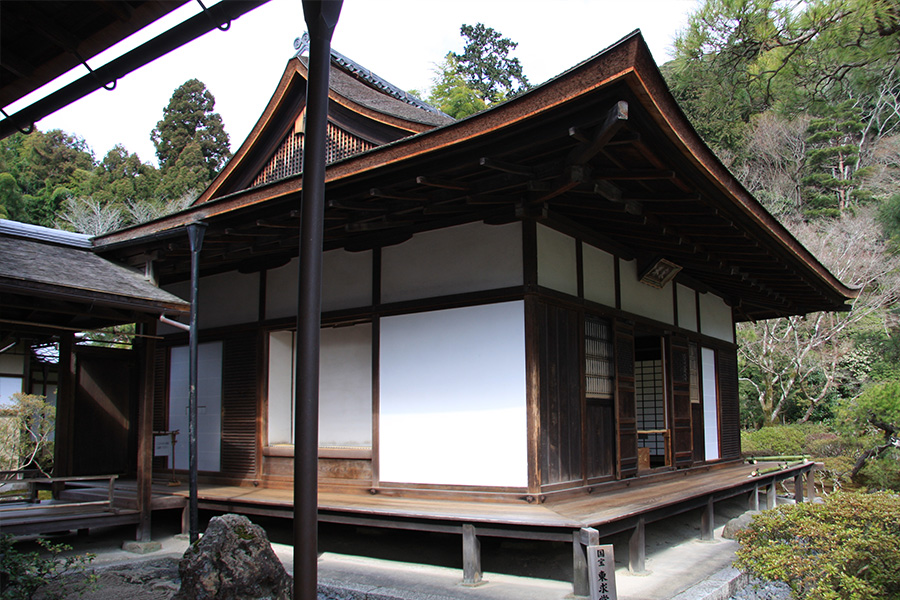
left=95, top=31, right=855, bottom=321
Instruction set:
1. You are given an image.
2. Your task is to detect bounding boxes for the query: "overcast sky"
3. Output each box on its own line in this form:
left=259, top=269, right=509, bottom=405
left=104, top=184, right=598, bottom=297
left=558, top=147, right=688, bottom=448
left=16, top=0, right=700, bottom=166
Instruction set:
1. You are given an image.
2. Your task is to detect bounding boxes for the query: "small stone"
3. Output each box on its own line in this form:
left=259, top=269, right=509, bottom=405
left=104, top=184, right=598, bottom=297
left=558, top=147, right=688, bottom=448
left=122, top=540, right=162, bottom=554
left=173, top=513, right=292, bottom=600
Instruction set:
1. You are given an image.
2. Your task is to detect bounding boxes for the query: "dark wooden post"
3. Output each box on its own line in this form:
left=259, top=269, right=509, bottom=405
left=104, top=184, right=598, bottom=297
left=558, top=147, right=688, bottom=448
left=794, top=473, right=804, bottom=503
left=187, top=222, right=206, bottom=544
left=135, top=320, right=157, bottom=542
left=629, top=518, right=646, bottom=573
left=573, top=527, right=599, bottom=596
left=700, top=497, right=714, bottom=540
left=54, top=332, right=76, bottom=476
left=462, top=524, right=482, bottom=585
left=294, top=3, right=342, bottom=600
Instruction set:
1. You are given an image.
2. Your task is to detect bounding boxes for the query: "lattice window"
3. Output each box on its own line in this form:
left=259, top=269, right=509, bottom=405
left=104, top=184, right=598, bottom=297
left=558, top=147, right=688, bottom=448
left=251, top=122, right=375, bottom=188
left=585, top=315, right=614, bottom=399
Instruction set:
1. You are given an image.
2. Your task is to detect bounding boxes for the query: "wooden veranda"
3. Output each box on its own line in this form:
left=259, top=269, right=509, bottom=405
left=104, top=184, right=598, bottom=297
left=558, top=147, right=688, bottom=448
left=2, top=460, right=818, bottom=595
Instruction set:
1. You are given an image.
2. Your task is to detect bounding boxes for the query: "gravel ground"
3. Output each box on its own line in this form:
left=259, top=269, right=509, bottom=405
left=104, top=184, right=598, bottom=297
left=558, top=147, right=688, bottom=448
left=729, top=576, right=793, bottom=600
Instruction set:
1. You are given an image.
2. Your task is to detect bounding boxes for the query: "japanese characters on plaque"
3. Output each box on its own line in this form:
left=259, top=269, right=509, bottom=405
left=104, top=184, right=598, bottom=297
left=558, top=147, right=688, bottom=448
left=586, top=544, right=617, bottom=600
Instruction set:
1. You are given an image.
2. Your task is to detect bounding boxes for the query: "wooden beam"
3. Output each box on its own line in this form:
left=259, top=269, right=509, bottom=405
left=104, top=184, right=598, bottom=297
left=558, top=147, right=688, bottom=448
left=568, top=100, right=628, bottom=166
left=479, top=157, right=534, bottom=176
left=593, top=169, right=676, bottom=181
left=416, top=176, right=470, bottom=191
left=328, top=199, right=385, bottom=212
left=369, top=188, right=426, bottom=202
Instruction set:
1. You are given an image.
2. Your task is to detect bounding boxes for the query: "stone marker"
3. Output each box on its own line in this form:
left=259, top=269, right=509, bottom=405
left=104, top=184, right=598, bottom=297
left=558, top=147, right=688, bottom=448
left=173, top=513, right=292, bottom=600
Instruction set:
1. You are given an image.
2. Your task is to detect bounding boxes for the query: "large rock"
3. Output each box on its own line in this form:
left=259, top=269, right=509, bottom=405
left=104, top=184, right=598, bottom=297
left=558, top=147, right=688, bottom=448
left=173, top=513, right=292, bottom=600
left=723, top=510, right=760, bottom=540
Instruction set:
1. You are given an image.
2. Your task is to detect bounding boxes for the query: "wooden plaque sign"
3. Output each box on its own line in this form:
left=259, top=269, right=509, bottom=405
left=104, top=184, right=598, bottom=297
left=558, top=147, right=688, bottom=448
left=587, top=544, right=617, bottom=600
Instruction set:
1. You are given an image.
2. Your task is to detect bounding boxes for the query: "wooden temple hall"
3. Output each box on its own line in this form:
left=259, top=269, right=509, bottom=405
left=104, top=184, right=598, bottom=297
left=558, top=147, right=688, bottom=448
left=2, top=21, right=855, bottom=594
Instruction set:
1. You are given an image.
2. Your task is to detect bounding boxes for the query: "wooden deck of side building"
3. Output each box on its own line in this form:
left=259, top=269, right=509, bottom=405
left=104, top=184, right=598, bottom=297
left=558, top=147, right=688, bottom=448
left=0, top=461, right=816, bottom=594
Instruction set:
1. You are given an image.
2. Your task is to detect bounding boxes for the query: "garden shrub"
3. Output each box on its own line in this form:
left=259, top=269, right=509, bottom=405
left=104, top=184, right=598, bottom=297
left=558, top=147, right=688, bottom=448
left=735, top=492, right=900, bottom=600
left=741, top=423, right=834, bottom=458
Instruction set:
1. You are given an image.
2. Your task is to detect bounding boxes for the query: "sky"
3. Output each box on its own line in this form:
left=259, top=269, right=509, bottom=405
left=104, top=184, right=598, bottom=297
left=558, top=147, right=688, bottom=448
left=14, top=0, right=701, bottom=167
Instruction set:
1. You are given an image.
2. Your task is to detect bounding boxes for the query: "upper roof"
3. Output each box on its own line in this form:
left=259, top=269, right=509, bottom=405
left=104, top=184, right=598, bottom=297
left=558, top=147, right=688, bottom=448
left=93, top=31, right=857, bottom=322
left=195, top=48, right=453, bottom=203
left=0, top=219, right=188, bottom=340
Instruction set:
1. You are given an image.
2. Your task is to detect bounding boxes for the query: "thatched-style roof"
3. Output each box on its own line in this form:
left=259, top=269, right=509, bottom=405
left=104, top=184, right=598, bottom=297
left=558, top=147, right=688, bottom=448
left=93, top=31, right=857, bottom=321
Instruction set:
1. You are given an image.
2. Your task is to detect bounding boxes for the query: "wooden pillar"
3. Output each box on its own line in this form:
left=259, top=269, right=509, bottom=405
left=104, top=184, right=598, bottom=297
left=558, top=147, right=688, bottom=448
left=461, top=524, right=482, bottom=585
left=573, top=527, right=599, bottom=597
left=135, top=321, right=157, bottom=542
left=766, top=481, right=776, bottom=509
left=629, top=518, right=645, bottom=573
left=749, top=484, right=759, bottom=511
left=794, top=474, right=804, bottom=503
left=700, top=497, right=714, bottom=541
left=54, top=333, right=76, bottom=477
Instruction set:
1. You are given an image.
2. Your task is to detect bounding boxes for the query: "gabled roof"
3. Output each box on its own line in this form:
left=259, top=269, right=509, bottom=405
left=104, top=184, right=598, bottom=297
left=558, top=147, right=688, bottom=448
left=196, top=49, right=453, bottom=203
left=0, top=219, right=188, bottom=340
left=93, top=31, right=857, bottom=322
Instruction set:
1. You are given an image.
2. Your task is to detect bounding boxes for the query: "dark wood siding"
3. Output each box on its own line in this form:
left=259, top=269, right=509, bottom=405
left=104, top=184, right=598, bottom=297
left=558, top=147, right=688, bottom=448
left=668, top=336, right=693, bottom=468
left=72, top=348, right=137, bottom=476
left=221, top=333, right=259, bottom=478
left=537, top=302, right=582, bottom=485
left=615, top=320, right=637, bottom=479
left=717, top=349, right=740, bottom=459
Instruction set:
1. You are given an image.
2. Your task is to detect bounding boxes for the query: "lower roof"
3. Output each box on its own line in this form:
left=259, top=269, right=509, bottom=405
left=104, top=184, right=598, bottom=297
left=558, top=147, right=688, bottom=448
left=1, top=220, right=188, bottom=339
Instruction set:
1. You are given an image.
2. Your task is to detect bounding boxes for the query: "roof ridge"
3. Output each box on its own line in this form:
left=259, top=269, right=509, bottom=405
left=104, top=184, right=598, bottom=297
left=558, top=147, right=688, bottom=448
left=293, top=33, right=449, bottom=117
left=0, top=219, right=92, bottom=248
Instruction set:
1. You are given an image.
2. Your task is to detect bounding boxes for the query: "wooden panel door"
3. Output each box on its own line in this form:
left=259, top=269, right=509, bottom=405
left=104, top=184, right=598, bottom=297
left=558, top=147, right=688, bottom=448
left=614, top=320, right=637, bottom=479
left=668, top=336, right=693, bottom=468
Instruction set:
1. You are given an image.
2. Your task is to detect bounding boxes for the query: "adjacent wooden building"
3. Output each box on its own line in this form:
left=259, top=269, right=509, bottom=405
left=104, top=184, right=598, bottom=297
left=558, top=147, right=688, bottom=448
left=90, top=31, right=855, bottom=503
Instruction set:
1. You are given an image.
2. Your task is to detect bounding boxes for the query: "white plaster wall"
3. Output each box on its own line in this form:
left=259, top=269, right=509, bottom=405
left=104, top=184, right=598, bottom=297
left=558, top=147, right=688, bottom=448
left=169, top=342, right=222, bottom=471
left=618, top=259, right=675, bottom=324
left=381, top=222, right=523, bottom=304
left=163, top=271, right=258, bottom=330
left=583, top=243, right=616, bottom=308
left=536, top=224, right=578, bottom=297
left=319, top=324, right=372, bottom=447
left=265, top=259, right=298, bottom=320
left=701, top=347, right=720, bottom=461
left=267, top=330, right=294, bottom=445
left=323, top=250, right=372, bottom=312
left=699, top=292, right=734, bottom=343
left=379, top=301, right=527, bottom=487
left=676, top=284, right=698, bottom=332
left=265, top=250, right=372, bottom=319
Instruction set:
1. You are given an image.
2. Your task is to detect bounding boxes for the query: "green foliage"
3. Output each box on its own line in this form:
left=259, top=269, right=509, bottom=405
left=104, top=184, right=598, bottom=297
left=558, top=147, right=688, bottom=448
left=878, top=193, right=900, bottom=254
left=0, top=393, right=55, bottom=475
left=842, top=381, right=900, bottom=429
left=0, top=535, right=97, bottom=600
left=151, top=78, right=230, bottom=193
left=451, top=23, right=531, bottom=105
left=426, top=54, right=487, bottom=119
left=734, top=492, right=900, bottom=599
left=741, top=422, right=848, bottom=457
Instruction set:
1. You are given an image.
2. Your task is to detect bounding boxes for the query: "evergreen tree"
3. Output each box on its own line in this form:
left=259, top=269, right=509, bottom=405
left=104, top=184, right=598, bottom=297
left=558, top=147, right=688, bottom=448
left=451, top=23, right=531, bottom=105
left=151, top=79, right=230, bottom=195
